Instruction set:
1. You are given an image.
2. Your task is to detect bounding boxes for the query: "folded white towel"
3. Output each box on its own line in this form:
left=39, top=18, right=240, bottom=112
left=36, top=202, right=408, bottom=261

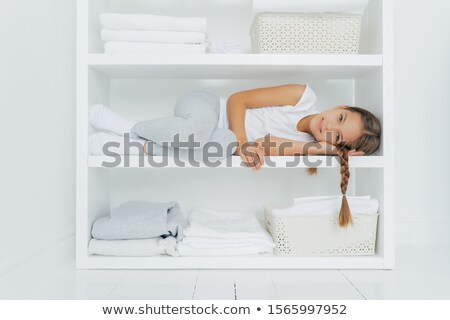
left=101, top=29, right=206, bottom=44
left=88, top=237, right=178, bottom=257
left=100, top=13, right=207, bottom=33
left=181, top=236, right=275, bottom=249
left=272, top=198, right=379, bottom=216
left=177, top=242, right=273, bottom=256
left=183, top=207, right=273, bottom=241
left=252, top=0, right=369, bottom=15
left=104, top=41, right=207, bottom=54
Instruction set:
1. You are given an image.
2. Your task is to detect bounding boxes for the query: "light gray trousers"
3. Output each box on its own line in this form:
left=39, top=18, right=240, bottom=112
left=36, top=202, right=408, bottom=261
left=131, top=91, right=237, bottom=159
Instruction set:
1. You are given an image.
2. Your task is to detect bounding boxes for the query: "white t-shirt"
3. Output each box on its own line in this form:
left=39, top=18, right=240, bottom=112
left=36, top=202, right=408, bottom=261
left=217, top=84, right=319, bottom=142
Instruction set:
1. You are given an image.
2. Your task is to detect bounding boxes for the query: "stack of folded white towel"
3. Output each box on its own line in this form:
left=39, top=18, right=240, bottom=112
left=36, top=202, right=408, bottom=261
left=272, top=195, right=379, bottom=216
left=177, top=207, right=275, bottom=256
left=100, top=13, right=208, bottom=54
left=89, top=201, right=187, bottom=257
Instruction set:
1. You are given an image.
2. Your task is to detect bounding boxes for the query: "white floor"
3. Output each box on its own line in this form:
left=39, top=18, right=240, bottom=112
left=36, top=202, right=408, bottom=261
left=1, top=245, right=450, bottom=300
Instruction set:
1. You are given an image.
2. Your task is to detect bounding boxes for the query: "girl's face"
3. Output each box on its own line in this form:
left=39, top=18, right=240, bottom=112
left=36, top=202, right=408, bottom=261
left=310, top=106, right=364, bottom=146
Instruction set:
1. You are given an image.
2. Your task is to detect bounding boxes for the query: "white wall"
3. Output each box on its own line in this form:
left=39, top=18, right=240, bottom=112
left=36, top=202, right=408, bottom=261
left=394, top=0, right=450, bottom=244
left=0, top=0, right=76, bottom=286
left=0, top=0, right=448, bottom=282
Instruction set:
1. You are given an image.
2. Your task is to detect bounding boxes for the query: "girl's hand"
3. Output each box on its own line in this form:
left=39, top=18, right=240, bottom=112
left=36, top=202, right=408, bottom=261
left=316, top=141, right=336, bottom=155
left=237, top=141, right=265, bottom=172
left=348, top=149, right=365, bottom=156
left=317, top=141, right=365, bottom=156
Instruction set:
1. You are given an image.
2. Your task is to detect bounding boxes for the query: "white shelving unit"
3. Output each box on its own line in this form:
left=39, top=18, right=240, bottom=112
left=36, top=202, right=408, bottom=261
left=77, top=0, right=394, bottom=269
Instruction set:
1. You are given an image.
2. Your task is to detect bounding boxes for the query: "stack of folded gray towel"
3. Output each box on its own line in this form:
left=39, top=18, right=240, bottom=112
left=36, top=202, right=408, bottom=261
left=89, top=201, right=187, bottom=257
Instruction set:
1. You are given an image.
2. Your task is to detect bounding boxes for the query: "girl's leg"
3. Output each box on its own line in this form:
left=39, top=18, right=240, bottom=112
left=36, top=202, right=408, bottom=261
left=89, top=128, right=237, bottom=161
left=131, top=91, right=220, bottom=149
left=146, top=128, right=237, bottom=160
left=88, top=90, right=234, bottom=160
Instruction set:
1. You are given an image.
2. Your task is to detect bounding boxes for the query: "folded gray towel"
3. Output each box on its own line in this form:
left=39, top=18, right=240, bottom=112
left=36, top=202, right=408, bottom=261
left=91, top=201, right=186, bottom=240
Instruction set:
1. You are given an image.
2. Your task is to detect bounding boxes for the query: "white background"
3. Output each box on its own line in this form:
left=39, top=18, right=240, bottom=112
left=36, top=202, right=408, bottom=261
left=0, top=0, right=449, bottom=274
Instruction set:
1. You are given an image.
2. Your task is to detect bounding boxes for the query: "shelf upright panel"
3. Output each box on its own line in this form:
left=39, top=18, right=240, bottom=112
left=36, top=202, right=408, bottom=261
left=381, top=0, right=395, bottom=269
left=76, top=0, right=89, bottom=269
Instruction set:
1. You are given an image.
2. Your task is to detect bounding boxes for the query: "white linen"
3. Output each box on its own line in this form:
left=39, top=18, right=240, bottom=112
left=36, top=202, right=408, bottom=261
left=183, top=207, right=273, bottom=241
left=105, top=42, right=207, bottom=54
left=272, top=197, right=379, bottom=216
left=88, top=236, right=178, bottom=257
left=100, top=13, right=207, bottom=33
left=178, top=207, right=275, bottom=256
left=252, top=0, right=370, bottom=15
left=177, top=242, right=272, bottom=256
left=101, top=28, right=206, bottom=44
left=181, top=236, right=274, bottom=249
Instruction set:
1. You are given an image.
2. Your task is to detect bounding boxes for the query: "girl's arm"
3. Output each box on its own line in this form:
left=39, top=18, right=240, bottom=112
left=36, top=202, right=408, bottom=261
left=227, top=84, right=307, bottom=148
left=255, top=136, right=336, bottom=156
left=255, top=136, right=365, bottom=156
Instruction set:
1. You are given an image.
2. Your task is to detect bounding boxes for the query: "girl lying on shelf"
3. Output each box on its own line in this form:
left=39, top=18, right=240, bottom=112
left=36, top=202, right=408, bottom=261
left=88, top=84, right=381, bottom=227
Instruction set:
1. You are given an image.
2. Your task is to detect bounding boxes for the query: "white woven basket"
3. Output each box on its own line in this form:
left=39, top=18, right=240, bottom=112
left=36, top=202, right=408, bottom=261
left=264, top=204, right=378, bottom=256
left=250, top=13, right=362, bottom=54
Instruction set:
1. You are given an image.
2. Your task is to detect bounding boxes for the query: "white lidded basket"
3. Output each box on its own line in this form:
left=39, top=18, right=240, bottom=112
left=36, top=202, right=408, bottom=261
left=264, top=204, right=378, bottom=256
left=250, top=12, right=362, bottom=54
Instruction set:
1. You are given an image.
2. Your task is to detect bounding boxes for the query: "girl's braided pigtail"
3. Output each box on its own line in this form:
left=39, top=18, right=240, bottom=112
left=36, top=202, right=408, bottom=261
left=337, top=147, right=353, bottom=227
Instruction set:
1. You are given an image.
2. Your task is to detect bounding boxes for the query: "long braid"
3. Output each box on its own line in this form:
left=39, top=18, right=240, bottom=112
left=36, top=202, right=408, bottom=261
left=337, top=147, right=353, bottom=227
left=304, top=106, right=381, bottom=226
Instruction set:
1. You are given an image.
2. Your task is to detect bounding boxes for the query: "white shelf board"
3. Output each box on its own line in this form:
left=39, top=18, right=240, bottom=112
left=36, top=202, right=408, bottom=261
left=88, top=155, right=383, bottom=168
left=87, top=54, right=383, bottom=79
left=81, top=254, right=385, bottom=269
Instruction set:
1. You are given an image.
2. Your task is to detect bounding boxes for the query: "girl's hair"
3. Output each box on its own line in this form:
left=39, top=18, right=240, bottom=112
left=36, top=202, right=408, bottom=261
left=307, top=106, right=381, bottom=227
